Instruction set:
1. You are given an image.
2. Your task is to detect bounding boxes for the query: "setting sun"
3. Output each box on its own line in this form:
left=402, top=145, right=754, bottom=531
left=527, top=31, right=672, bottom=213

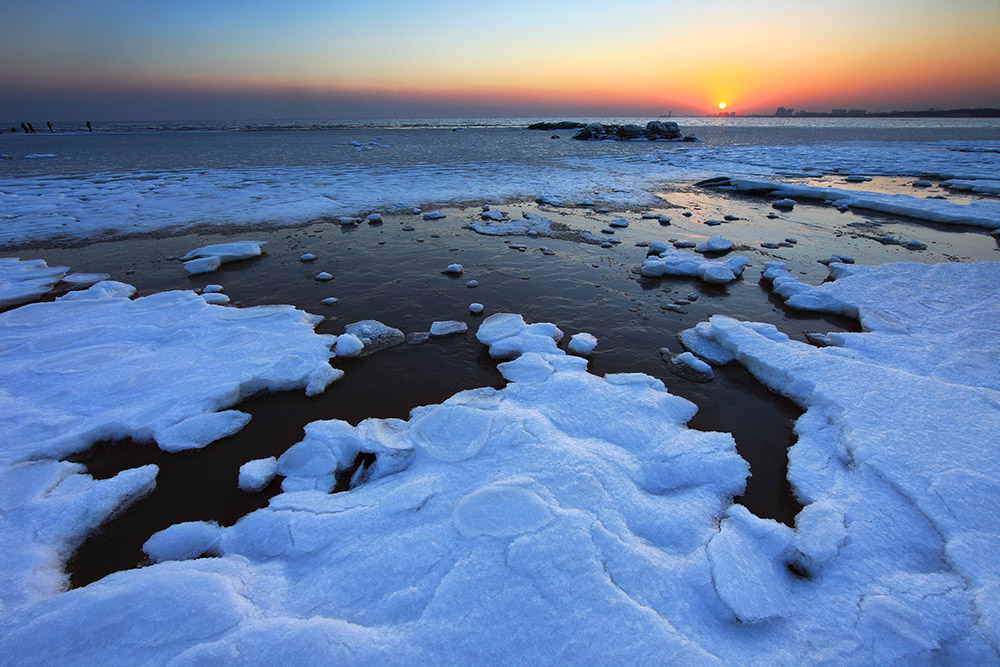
left=718, top=102, right=727, bottom=110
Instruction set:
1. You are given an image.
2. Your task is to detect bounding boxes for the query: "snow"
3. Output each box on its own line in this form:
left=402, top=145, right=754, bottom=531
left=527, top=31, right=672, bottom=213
left=429, top=320, right=468, bottom=337
left=641, top=248, right=750, bottom=284
left=0, top=258, right=69, bottom=309
left=567, top=332, right=598, bottom=355
left=238, top=457, right=278, bottom=493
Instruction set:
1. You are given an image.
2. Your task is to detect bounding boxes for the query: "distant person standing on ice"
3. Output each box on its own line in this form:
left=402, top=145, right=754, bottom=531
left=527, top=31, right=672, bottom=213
left=20, top=122, right=29, bottom=133
left=86, top=121, right=92, bottom=132
left=47, top=122, right=53, bottom=133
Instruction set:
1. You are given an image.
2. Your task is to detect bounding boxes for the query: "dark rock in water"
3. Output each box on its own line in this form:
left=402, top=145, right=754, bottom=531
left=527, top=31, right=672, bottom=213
left=527, top=121, right=586, bottom=130
left=572, top=121, right=687, bottom=142
left=805, top=332, right=832, bottom=347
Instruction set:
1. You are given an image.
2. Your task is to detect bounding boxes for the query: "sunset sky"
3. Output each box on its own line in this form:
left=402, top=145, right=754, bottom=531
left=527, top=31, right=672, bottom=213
left=4, top=0, right=999, bottom=120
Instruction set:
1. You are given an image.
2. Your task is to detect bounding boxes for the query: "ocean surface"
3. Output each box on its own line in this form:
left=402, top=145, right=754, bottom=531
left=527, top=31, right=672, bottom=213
left=3, top=116, right=1000, bottom=177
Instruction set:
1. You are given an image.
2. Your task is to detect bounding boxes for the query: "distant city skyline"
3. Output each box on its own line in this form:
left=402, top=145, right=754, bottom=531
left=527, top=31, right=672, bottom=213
left=3, top=0, right=999, bottom=121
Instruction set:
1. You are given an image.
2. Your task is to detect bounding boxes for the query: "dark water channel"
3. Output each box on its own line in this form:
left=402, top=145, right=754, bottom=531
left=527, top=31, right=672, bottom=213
left=17, top=190, right=943, bottom=589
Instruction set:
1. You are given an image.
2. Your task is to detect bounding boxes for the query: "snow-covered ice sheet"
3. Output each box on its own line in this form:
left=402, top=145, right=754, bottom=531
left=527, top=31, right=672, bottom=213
left=4, top=140, right=999, bottom=246
left=0, top=283, right=339, bottom=607
left=5, top=265, right=999, bottom=663
left=712, top=177, right=1000, bottom=229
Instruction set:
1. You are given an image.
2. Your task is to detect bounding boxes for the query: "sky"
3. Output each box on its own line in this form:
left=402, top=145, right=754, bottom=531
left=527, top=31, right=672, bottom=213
left=3, top=0, right=999, bottom=120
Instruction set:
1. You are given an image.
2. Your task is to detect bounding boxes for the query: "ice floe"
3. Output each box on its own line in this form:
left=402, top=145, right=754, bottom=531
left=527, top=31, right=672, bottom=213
left=180, top=241, right=266, bottom=275
left=0, top=258, right=69, bottom=309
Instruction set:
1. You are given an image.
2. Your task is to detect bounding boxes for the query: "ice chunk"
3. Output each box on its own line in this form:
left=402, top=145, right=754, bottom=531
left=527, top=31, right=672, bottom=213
left=695, top=237, right=734, bottom=253
left=443, top=264, right=463, bottom=275
left=238, top=457, right=278, bottom=493
left=201, top=293, right=230, bottom=305
left=475, top=313, right=526, bottom=345
left=61, top=273, right=110, bottom=287
left=423, top=211, right=446, bottom=220
left=334, top=333, right=364, bottom=357
left=344, top=320, right=405, bottom=354
left=180, top=241, right=266, bottom=264
left=665, top=351, right=714, bottom=382
left=469, top=211, right=554, bottom=237
left=299, top=253, right=318, bottom=262
left=469, top=303, right=484, bottom=314
left=56, top=281, right=136, bottom=302
left=568, top=332, right=598, bottom=355
left=771, top=198, right=796, bottom=210
left=155, top=410, right=252, bottom=453
left=202, top=285, right=224, bottom=294
left=315, top=272, right=333, bottom=281
left=142, top=521, right=222, bottom=563
left=641, top=248, right=748, bottom=284
left=183, top=256, right=222, bottom=276
left=430, top=320, right=468, bottom=337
